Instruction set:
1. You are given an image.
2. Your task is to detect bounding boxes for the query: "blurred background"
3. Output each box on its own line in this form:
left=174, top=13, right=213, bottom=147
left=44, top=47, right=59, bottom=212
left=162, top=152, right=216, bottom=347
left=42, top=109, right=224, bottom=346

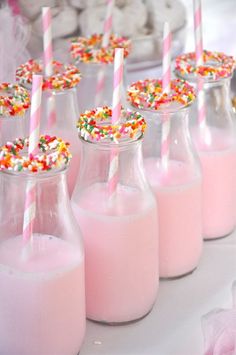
left=1, top=0, right=236, bottom=83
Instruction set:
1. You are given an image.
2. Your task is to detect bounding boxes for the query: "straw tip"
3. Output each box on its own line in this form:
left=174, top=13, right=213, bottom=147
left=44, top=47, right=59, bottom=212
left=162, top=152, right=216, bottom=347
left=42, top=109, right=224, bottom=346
left=163, top=21, right=170, bottom=32
left=42, top=6, right=50, bottom=13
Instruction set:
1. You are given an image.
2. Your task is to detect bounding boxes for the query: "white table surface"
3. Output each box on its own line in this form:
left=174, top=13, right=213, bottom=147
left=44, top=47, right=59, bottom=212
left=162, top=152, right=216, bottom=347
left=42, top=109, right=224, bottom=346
left=80, top=1, right=236, bottom=354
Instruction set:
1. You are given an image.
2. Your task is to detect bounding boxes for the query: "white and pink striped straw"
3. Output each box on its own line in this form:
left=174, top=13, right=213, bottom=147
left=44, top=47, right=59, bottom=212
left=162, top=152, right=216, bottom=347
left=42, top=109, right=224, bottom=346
left=22, top=75, right=43, bottom=248
left=161, top=22, right=172, bottom=170
left=42, top=7, right=56, bottom=128
left=102, top=0, right=114, bottom=48
left=193, top=0, right=206, bottom=129
left=108, top=48, right=124, bottom=199
left=42, top=7, right=53, bottom=76
left=95, top=0, right=114, bottom=106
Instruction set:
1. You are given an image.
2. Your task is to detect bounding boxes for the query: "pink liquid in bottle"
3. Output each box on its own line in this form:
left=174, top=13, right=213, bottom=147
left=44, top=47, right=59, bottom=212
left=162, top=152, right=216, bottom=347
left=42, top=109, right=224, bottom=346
left=144, top=158, right=202, bottom=278
left=0, top=235, right=85, bottom=355
left=72, top=182, right=159, bottom=323
left=193, top=128, right=236, bottom=239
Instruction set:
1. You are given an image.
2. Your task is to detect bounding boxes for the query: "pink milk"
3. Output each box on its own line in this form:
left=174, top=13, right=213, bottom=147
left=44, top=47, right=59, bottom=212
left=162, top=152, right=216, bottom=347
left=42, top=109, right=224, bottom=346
left=0, top=234, right=85, bottom=355
left=193, top=128, right=236, bottom=239
left=144, top=159, right=202, bottom=278
left=72, top=183, right=159, bottom=323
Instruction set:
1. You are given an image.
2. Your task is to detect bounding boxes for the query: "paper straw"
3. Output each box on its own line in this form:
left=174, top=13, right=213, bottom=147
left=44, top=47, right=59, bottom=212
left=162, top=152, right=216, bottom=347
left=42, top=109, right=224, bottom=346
left=161, top=22, right=171, bottom=170
left=193, top=0, right=207, bottom=130
left=95, top=0, right=114, bottom=106
left=42, top=7, right=53, bottom=76
left=193, top=0, right=203, bottom=66
left=102, top=0, right=114, bottom=48
left=22, top=75, right=43, bottom=245
left=42, top=7, right=56, bottom=128
left=108, top=48, right=124, bottom=198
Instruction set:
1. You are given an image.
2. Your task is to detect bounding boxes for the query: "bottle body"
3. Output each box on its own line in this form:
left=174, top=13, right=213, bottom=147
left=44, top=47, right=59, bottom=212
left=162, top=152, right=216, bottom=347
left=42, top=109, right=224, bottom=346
left=72, top=131, right=159, bottom=323
left=40, top=88, right=81, bottom=196
left=0, top=168, right=85, bottom=355
left=188, top=77, right=236, bottom=239
left=76, top=62, right=126, bottom=112
left=141, top=106, right=202, bottom=278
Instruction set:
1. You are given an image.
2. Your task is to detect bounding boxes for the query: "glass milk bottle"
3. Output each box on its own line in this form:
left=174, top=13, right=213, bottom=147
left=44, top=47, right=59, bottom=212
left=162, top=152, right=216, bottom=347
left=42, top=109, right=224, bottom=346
left=71, top=107, right=159, bottom=323
left=127, top=79, right=202, bottom=279
left=70, top=34, right=131, bottom=112
left=0, top=135, right=85, bottom=355
left=0, top=83, right=30, bottom=145
left=16, top=59, right=82, bottom=195
left=175, top=50, right=236, bottom=239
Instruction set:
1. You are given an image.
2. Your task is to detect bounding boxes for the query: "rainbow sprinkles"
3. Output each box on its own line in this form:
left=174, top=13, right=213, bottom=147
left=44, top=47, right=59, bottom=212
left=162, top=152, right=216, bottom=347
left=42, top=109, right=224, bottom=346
left=127, top=79, right=196, bottom=111
left=0, top=135, right=71, bottom=173
left=16, top=59, right=81, bottom=91
left=0, top=83, right=30, bottom=116
left=175, top=50, right=235, bottom=80
left=78, top=106, right=146, bottom=143
left=70, top=34, right=131, bottom=64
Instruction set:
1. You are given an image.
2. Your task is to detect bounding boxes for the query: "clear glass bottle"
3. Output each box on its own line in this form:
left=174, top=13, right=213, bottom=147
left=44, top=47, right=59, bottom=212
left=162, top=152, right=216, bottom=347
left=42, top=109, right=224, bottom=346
left=127, top=79, right=202, bottom=279
left=0, top=113, right=28, bottom=146
left=77, top=62, right=126, bottom=112
left=0, top=141, right=85, bottom=355
left=70, top=34, right=131, bottom=112
left=0, top=83, right=30, bottom=145
left=71, top=107, right=159, bottom=324
left=40, top=87, right=81, bottom=196
left=175, top=53, right=236, bottom=240
left=16, top=60, right=81, bottom=196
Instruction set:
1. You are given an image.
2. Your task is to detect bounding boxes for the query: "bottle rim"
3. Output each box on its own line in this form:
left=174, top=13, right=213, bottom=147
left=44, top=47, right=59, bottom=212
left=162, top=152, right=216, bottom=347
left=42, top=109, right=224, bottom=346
left=0, top=135, right=71, bottom=176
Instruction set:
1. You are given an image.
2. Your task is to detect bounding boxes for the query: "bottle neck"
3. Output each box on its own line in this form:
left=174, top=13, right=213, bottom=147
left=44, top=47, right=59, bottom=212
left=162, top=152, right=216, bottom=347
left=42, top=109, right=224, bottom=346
left=139, top=105, right=201, bottom=176
left=42, top=87, right=79, bottom=129
left=0, top=114, right=27, bottom=146
left=0, top=168, right=71, bottom=229
left=74, top=135, right=149, bottom=193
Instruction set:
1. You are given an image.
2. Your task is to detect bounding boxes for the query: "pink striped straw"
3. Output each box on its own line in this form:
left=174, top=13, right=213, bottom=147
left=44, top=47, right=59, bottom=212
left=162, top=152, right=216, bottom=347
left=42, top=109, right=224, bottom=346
left=42, top=7, right=53, bottom=76
left=95, top=0, right=114, bottom=106
left=193, top=0, right=206, bottom=128
left=22, top=75, right=43, bottom=245
left=193, top=0, right=203, bottom=66
left=42, top=7, right=56, bottom=128
left=108, top=48, right=124, bottom=198
left=102, top=0, right=114, bottom=48
left=161, top=22, right=172, bottom=169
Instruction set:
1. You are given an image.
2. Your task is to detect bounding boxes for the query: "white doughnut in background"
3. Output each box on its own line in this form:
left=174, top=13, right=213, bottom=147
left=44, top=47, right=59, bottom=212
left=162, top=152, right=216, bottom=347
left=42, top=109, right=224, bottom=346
left=129, top=35, right=157, bottom=61
left=27, top=32, right=43, bottom=59
left=19, top=0, right=57, bottom=20
left=115, top=0, right=147, bottom=37
left=32, top=6, right=78, bottom=39
left=74, top=0, right=135, bottom=8
left=146, top=0, right=186, bottom=34
left=68, top=0, right=87, bottom=9
left=78, top=5, right=123, bottom=36
left=54, top=38, right=71, bottom=62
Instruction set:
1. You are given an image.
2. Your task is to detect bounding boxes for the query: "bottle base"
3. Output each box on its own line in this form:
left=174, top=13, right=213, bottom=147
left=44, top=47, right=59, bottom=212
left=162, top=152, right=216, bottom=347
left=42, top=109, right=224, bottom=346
left=87, top=306, right=153, bottom=326
left=160, top=266, right=197, bottom=280
left=204, top=228, right=234, bottom=241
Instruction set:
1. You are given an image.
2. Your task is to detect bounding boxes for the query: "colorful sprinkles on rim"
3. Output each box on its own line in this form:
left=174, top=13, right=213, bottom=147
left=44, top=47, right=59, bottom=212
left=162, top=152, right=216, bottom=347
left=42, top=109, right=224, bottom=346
left=16, top=59, right=81, bottom=91
left=175, top=50, right=235, bottom=80
left=0, top=135, right=71, bottom=172
left=78, top=106, right=146, bottom=143
left=127, top=79, right=196, bottom=111
left=0, top=83, right=30, bottom=116
left=70, top=34, right=131, bottom=64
